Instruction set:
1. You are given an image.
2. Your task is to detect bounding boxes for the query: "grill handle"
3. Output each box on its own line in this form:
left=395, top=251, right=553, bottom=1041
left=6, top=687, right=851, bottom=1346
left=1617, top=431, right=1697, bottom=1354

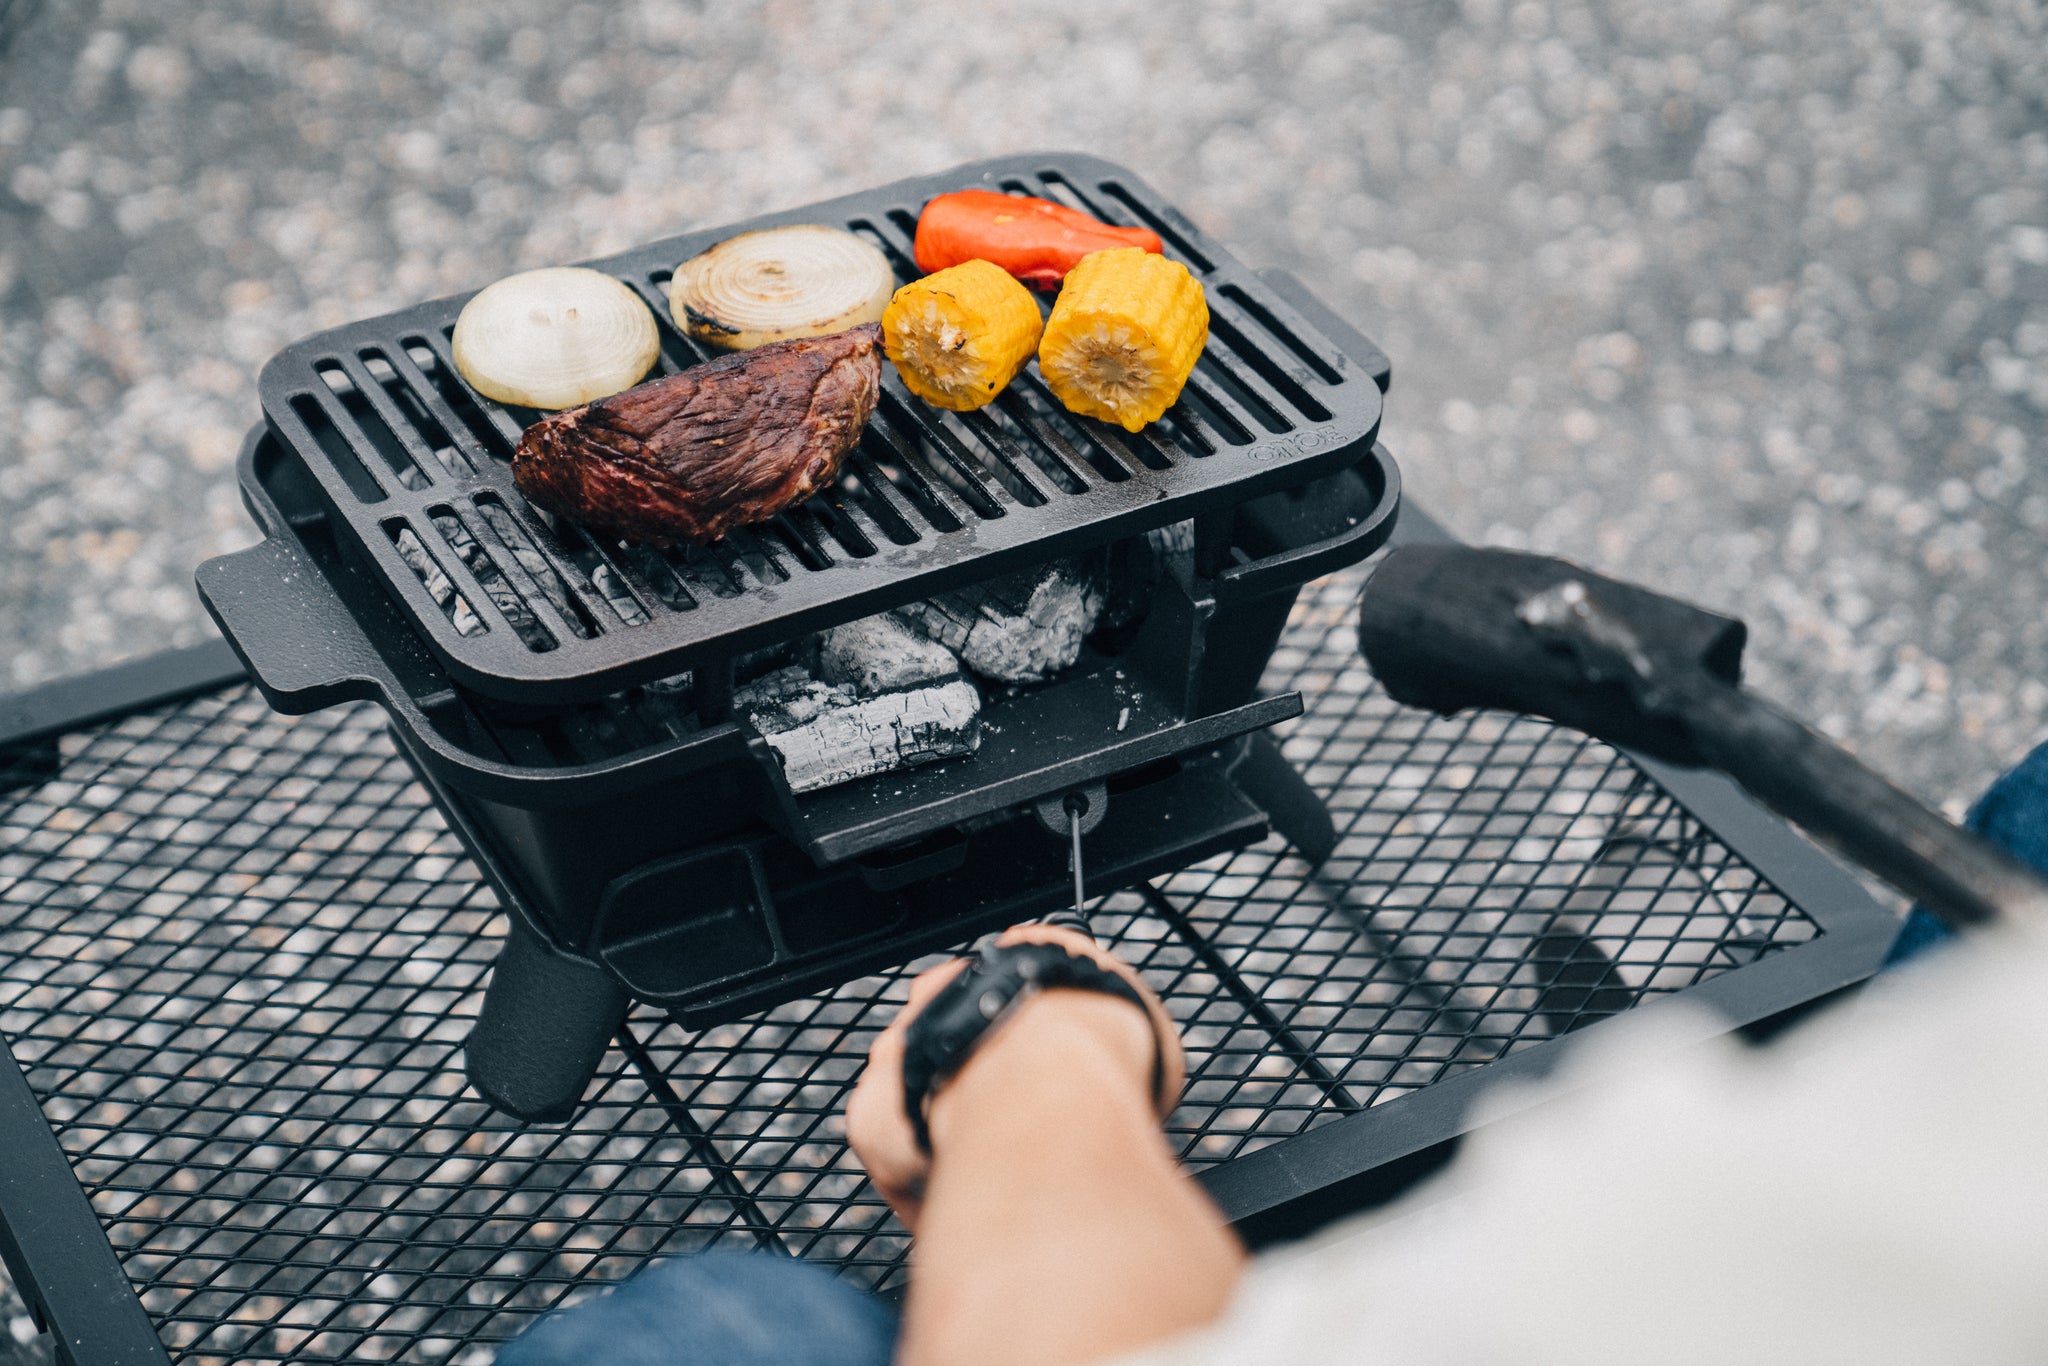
left=1211, top=442, right=1401, bottom=603
left=197, top=537, right=401, bottom=714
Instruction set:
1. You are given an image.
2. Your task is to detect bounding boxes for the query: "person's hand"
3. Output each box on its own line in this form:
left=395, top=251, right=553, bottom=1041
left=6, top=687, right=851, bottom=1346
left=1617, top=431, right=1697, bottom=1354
left=846, top=923, right=1185, bottom=1230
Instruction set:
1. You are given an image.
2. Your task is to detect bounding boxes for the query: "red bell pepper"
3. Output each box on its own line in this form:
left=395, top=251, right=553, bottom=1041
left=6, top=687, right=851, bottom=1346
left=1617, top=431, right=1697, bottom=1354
left=913, top=189, right=1165, bottom=288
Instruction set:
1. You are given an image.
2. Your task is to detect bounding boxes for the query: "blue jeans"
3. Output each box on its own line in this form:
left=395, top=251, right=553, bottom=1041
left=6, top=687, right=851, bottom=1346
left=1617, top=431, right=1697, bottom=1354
left=1883, top=737, right=2048, bottom=967
left=496, top=1250, right=897, bottom=1366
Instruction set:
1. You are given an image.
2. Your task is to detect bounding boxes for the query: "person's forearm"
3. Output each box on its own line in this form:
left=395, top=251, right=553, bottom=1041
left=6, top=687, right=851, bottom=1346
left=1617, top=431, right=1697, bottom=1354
left=897, top=998, right=1245, bottom=1366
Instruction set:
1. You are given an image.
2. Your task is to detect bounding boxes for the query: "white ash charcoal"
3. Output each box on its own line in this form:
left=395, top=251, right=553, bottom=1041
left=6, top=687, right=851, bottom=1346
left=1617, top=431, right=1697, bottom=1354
left=644, top=670, right=692, bottom=698
left=736, top=666, right=981, bottom=794
left=393, top=526, right=485, bottom=637
left=519, top=506, right=651, bottom=627
left=734, top=665, right=851, bottom=725
left=586, top=559, right=650, bottom=626
left=639, top=670, right=694, bottom=725
left=429, top=512, right=554, bottom=650
left=1149, top=521, right=1197, bottom=582
left=894, top=559, right=1105, bottom=684
left=474, top=499, right=593, bottom=638
left=817, top=613, right=962, bottom=695
left=734, top=638, right=819, bottom=686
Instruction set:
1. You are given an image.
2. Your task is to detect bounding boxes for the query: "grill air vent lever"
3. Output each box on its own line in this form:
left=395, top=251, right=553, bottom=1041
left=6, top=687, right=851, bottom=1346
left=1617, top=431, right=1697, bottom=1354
left=1033, top=783, right=1107, bottom=937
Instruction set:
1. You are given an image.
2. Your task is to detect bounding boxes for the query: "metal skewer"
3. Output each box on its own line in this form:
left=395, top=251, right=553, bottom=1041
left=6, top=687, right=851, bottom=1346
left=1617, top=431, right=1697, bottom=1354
left=1036, top=787, right=1104, bottom=938
left=1068, top=794, right=1087, bottom=918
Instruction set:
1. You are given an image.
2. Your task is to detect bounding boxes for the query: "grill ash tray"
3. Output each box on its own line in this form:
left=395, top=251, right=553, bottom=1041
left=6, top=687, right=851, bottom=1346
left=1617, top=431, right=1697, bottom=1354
left=223, top=152, right=1385, bottom=707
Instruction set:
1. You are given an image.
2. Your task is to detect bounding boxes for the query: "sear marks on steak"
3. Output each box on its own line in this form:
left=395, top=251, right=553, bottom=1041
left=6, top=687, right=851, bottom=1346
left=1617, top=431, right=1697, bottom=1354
left=511, top=322, right=882, bottom=547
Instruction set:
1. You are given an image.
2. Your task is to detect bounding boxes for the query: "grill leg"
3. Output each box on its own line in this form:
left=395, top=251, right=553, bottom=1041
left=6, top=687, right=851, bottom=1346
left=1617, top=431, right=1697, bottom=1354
left=467, top=916, right=628, bottom=1123
left=1229, top=731, right=1337, bottom=866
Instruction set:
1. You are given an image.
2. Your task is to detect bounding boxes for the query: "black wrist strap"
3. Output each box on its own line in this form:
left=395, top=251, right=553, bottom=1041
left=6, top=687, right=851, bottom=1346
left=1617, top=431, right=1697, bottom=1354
left=899, top=940, right=1166, bottom=1156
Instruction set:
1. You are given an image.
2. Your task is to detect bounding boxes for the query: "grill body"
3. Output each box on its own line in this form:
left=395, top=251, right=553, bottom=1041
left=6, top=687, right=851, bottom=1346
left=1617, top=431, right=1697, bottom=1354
left=196, top=159, right=1403, bottom=1120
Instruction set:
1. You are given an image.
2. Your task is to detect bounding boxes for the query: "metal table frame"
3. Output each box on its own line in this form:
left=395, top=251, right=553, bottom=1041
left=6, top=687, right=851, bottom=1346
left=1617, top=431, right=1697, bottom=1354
left=0, top=509, right=1899, bottom=1366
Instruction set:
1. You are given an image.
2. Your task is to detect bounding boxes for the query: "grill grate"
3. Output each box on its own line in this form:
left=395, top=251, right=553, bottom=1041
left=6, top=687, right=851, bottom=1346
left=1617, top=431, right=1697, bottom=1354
left=2, top=562, right=1819, bottom=1363
left=249, top=156, right=1386, bottom=705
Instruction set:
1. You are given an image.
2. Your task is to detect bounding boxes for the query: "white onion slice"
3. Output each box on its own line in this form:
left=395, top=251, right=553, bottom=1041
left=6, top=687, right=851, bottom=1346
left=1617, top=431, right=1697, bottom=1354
left=670, top=225, right=894, bottom=351
left=451, top=267, right=660, bottom=410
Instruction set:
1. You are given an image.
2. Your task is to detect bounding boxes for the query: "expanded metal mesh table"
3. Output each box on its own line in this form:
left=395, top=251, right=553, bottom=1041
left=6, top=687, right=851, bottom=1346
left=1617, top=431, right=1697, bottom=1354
left=0, top=527, right=1895, bottom=1366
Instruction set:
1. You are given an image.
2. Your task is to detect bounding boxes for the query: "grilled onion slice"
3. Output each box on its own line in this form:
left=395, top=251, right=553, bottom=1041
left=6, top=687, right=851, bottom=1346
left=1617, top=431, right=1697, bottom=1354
left=451, top=267, right=660, bottom=410
left=670, top=225, right=894, bottom=351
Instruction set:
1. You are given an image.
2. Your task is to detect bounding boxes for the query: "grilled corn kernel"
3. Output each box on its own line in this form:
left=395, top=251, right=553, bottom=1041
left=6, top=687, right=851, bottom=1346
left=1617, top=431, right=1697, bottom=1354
left=1037, top=248, right=1207, bottom=432
left=882, top=260, right=1044, bottom=411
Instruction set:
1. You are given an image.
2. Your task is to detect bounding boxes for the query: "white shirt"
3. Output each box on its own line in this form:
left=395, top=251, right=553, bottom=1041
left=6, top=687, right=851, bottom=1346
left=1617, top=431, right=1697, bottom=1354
left=1119, top=925, right=2048, bottom=1366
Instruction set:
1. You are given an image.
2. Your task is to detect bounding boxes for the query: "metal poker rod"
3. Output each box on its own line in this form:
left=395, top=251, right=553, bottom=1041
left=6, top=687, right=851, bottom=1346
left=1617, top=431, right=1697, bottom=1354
left=1037, top=787, right=1104, bottom=938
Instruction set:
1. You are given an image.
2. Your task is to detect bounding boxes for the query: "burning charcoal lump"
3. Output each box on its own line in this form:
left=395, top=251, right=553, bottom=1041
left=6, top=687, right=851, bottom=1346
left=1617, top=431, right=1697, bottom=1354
left=736, top=557, right=1108, bottom=794
left=893, top=559, right=1105, bottom=685
left=817, top=613, right=960, bottom=693
left=392, top=527, right=486, bottom=638
left=735, top=666, right=981, bottom=795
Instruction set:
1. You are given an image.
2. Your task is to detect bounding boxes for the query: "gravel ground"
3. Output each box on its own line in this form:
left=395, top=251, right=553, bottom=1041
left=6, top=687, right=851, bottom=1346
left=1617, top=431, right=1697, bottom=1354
left=1, top=0, right=2044, bottom=1359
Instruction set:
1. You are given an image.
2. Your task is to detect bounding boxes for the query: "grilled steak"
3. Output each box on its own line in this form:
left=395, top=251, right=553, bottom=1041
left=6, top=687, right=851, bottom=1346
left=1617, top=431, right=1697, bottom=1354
left=511, top=322, right=883, bottom=546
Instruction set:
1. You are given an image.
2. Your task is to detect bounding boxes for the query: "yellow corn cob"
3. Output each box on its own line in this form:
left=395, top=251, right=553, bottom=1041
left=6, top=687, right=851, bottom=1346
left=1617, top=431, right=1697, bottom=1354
left=882, top=260, right=1043, bottom=411
left=1037, top=248, right=1208, bottom=432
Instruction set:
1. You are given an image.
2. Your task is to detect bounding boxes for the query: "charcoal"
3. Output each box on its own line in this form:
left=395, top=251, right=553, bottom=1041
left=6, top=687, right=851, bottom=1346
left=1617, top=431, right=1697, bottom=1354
left=646, top=671, right=691, bottom=695
left=1150, top=521, right=1198, bottom=581
left=736, top=665, right=980, bottom=794
left=586, top=560, right=650, bottom=627
left=474, top=499, right=595, bottom=639
left=894, top=559, right=1104, bottom=684
left=734, top=637, right=819, bottom=687
left=429, top=512, right=554, bottom=651
left=392, top=527, right=485, bottom=638
left=817, top=613, right=961, bottom=695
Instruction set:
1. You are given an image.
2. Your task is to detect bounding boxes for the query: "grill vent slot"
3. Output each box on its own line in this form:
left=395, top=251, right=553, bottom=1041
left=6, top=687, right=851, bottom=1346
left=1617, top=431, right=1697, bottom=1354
left=624, top=544, right=699, bottom=613
left=290, top=393, right=386, bottom=503
left=884, top=209, right=922, bottom=251
left=835, top=462, right=921, bottom=546
left=364, top=348, right=472, bottom=479
left=873, top=392, right=1009, bottom=520
left=1216, top=285, right=1345, bottom=386
left=752, top=515, right=828, bottom=577
left=521, top=513, right=651, bottom=629
left=1207, top=312, right=1331, bottom=423
left=428, top=506, right=555, bottom=651
left=1092, top=180, right=1215, bottom=273
left=991, top=383, right=1116, bottom=488
left=850, top=219, right=919, bottom=283
left=401, top=337, right=512, bottom=461
left=387, top=518, right=483, bottom=636
left=316, top=360, right=440, bottom=490
left=474, top=494, right=600, bottom=638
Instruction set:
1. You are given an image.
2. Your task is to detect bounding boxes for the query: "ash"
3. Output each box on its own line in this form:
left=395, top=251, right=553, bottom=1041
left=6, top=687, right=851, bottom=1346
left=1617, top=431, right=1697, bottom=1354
left=736, top=557, right=1108, bottom=793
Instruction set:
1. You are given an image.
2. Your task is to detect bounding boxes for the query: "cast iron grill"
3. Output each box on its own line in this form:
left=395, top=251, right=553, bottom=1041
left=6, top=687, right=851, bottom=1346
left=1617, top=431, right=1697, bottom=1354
left=0, top=562, right=1877, bottom=1366
left=198, top=161, right=1402, bottom=1121
left=248, top=155, right=1385, bottom=704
